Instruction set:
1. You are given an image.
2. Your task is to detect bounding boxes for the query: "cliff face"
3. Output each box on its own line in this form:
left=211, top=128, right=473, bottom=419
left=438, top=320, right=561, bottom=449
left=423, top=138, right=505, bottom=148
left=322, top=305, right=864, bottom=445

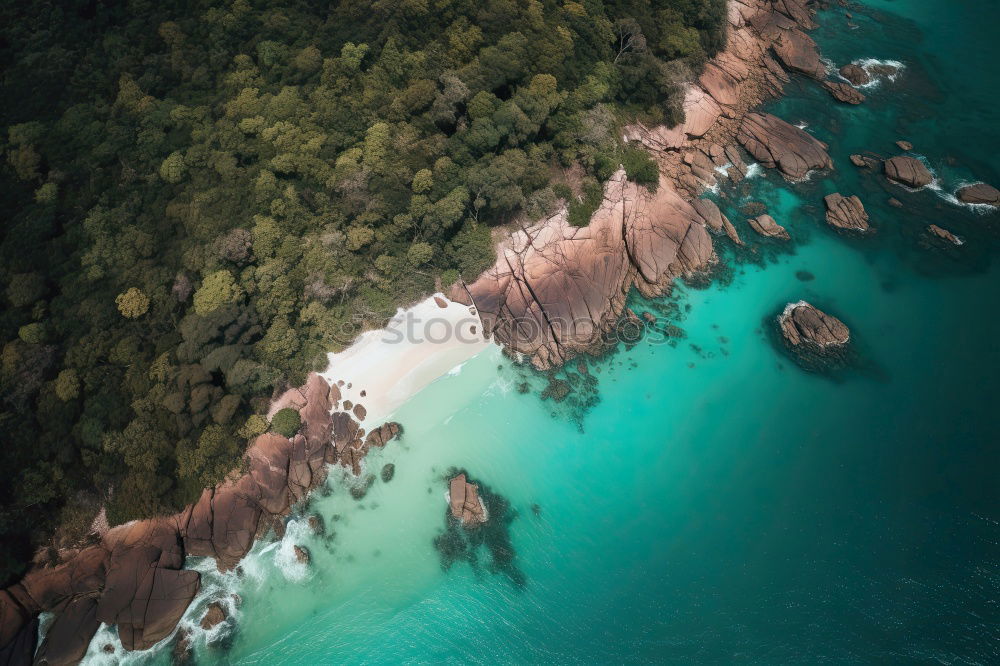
left=456, top=0, right=832, bottom=370
left=0, top=373, right=398, bottom=663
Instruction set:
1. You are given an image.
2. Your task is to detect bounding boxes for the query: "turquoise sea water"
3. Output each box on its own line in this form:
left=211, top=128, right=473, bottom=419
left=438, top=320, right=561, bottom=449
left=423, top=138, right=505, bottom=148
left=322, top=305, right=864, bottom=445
left=84, top=0, right=1000, bottom=662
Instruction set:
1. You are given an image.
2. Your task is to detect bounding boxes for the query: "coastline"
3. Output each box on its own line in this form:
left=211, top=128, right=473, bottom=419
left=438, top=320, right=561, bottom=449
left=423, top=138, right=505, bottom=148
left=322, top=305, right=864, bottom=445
left=0, top=0, right=866, bottom=661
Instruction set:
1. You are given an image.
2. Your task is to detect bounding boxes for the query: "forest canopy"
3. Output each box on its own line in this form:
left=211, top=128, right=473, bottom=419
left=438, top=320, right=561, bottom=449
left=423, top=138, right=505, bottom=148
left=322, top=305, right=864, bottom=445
left=0, top=0, right=726, bottom=583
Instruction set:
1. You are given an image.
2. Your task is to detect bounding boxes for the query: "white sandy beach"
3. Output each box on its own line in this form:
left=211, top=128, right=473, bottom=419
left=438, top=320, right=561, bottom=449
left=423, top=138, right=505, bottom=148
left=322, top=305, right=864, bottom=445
left=319, top=294, right=492, bottom=425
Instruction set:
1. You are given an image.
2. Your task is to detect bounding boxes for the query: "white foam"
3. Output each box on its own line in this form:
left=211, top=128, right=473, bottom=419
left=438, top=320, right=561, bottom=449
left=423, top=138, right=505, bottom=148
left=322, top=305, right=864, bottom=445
left=936, top=182, right=999, bottom=215
left=744, top=163, right=763, bottom=179
left=852, top=58, right=906, bottom=89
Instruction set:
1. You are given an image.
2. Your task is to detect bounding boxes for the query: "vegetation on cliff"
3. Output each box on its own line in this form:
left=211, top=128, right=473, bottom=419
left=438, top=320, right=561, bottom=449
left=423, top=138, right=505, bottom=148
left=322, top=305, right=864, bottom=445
left=0, top=0, right=725, bottom=583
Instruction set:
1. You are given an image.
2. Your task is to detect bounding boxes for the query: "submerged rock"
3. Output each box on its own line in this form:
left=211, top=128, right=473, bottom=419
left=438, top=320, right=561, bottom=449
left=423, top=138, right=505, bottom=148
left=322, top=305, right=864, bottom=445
left=895, top=140, right=914, bottom=151
left=927, top=225, right=963, bottom=245
left=956, top=183, right=1000, bottom=206
left=779, top=302, right=850, bottom=347
left=884, top=156, right=933, bottom=188
left=381, top=463, right=396, bottom=483
left=823, top=193, right=870, bottom=232
left=748, top=214, right=790, bottom=240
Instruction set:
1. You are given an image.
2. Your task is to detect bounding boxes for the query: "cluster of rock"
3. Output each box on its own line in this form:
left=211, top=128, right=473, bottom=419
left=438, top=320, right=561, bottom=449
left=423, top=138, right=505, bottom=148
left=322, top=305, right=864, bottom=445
left=455, top=0, right=842, bottom=370
left=779, top=301, right=851, bottom=347
left=448, top=474, right=488, bottom=526
left=0, top=372, right=399, bottom=663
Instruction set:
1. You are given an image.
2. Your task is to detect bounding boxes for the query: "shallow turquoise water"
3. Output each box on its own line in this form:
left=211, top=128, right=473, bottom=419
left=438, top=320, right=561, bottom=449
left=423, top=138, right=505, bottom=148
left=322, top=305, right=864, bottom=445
left=85, top=0, right=1000, bottom=662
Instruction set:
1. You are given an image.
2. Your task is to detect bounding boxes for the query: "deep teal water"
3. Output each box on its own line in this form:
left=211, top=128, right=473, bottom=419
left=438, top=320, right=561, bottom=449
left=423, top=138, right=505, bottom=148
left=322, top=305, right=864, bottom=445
left=82, top=0, right=999, bottom=662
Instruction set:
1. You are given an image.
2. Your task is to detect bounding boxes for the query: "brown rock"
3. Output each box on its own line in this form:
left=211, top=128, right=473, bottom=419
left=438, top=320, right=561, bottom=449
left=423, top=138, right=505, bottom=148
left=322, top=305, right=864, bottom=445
left=927, top=225, right=962, bottom=245
left=779, top=302, right=850, bottom=347
left=839, top=63, right=870, bottom=86
left=884, top=156, right=933, bottom=188
left=849, top=154, right=868, bottom=168
left=956, top=183, right=1000, bottom=206
left=823, top=193, right=870, bottom=232
left=307, top=515, right=325, bottom=535
left=293, top=545, right=310, bottom=565
left=449, top=474, right=488, bottom=526
left=823, top=80, right=865, bottom=104
left=200, top=601, right=227, bottom=630
left=457, top=170, right=712, bottom=370
left=888, top=198, right=904, bottom=208
left=748, top=214, right=790, bottom=240
left=738, top=113, right=833, bottom=180
left=433, top=296, right=448, bottom=308
left=352, top=403, right=366, bottom=421
left=896, top=140, right=913, bottom=151
left=772, top=28, right=826, bottom=78
left=34, top=597, right=99, bottom=665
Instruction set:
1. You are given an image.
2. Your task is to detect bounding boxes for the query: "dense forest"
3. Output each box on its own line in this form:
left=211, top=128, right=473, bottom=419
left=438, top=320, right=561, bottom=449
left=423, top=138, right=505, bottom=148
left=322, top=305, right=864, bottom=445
left=0, top=0, right=726, bottom=584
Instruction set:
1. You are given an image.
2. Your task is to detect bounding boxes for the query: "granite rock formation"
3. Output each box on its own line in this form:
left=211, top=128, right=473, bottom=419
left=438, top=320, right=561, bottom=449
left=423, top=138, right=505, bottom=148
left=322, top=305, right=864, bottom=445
left=823, top=80, right=865, bottom=104
left=823, top=193, right=870, bottom=232
left=779, top=302, right=850, bottom=347
left=884, top=156, right=933, bottom=188
left=449, top=474, right=488, bottom=526
left=748, top=214, right=790, bottom=240
left=0, top=372, right=399, bottom=660
left=737, top=112, right=833, bottom=179
left=839, top=63, right=869, bottom=85
left=927, top=225, right=962, bottom=245
left=956, top=183, right=1000, bottom=206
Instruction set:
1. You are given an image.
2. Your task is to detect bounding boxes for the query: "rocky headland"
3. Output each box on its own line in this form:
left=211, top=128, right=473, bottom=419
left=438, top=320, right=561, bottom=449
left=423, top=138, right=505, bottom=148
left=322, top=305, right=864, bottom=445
left=0, top=372, right=398, bottom=664
left=453, top=0, right=843, bottom=370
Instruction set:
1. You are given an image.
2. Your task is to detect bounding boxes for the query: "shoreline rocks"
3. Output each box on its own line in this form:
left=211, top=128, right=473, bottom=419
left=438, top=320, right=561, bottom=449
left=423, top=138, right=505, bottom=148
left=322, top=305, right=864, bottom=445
left=200, top=602, right=227, bottom=631
left=839, top=63, right=869, bottom=85
left=737, top=112, right=833, bottom=180
left=779, top=302, right=850, bottom=347
left=927, top=225, right=962, bottom=245
left=0, top=371, right=400, bottom=660
left=823, top=193, right=870, bottom=232
left=823, top=80, right=865, bottom=104
left=956, top=183, right=1000, bottom=206
left=884, top=156, right=933, bottom=188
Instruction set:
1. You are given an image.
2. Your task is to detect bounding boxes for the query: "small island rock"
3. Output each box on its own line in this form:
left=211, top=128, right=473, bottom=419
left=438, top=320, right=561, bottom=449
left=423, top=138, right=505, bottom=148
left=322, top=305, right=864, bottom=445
left=839, top=63, right=869, bottom=86
left=200, top=602, right=227, bottom=631
left=927, top=225, right=962, bottom=245
left=823, top=193, right=870, bottom=232
left=823, top=80, right=865, bottom=104
left=779, top=302, right=850, bottom=347
left=748, top=214, right=790, bottom=240
left=884, top=156, right=932, bottom=188
left=449, top=474, right=488, bottom=526
left=293, top=545, right=310, bottom=565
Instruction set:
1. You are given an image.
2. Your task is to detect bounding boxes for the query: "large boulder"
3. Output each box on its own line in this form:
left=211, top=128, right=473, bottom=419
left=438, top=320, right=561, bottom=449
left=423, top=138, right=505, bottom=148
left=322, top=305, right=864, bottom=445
left=748, top=214, right=790, bottom=240
left=839, top=63, right=869, bottom=85
left=738, top=113, right=832, bottom=180
left=884, top=156, right=933, bottom=188
left=779, top=302, right=850, bottom=347
left=956, top=183, right=1000, bottom=206
left=823, top=193, right=870, bottom=232
left=449, top=474, right=488, bottom=526
left=772, top=28, right=825, bottom=78
left=34, top=597, right=100, bottom=665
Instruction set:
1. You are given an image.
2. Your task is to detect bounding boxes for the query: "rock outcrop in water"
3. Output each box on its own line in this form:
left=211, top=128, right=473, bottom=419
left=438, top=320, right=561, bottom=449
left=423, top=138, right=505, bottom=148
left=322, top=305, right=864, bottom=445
left=884, top=156, right=933, bottom=188
left=824, top=193, right=870, bottom=232
left=823, top=80, right=865, bottom=104
left=839, top=63, right=869, bottom=85
left=956, top=183, right=1000, bottom=206
left=779, top=302, right=850, bottom=347
left=927, top=225, right=962, bottom=245
left=737, top=112, right=833, bottom=180
left=0, top=372, right=400, bottom=660
left=455, top=0, right=835, bottom=370
left=748, top=214, right=790, bottom=240
left=449, top=474, right=488, bottom=526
